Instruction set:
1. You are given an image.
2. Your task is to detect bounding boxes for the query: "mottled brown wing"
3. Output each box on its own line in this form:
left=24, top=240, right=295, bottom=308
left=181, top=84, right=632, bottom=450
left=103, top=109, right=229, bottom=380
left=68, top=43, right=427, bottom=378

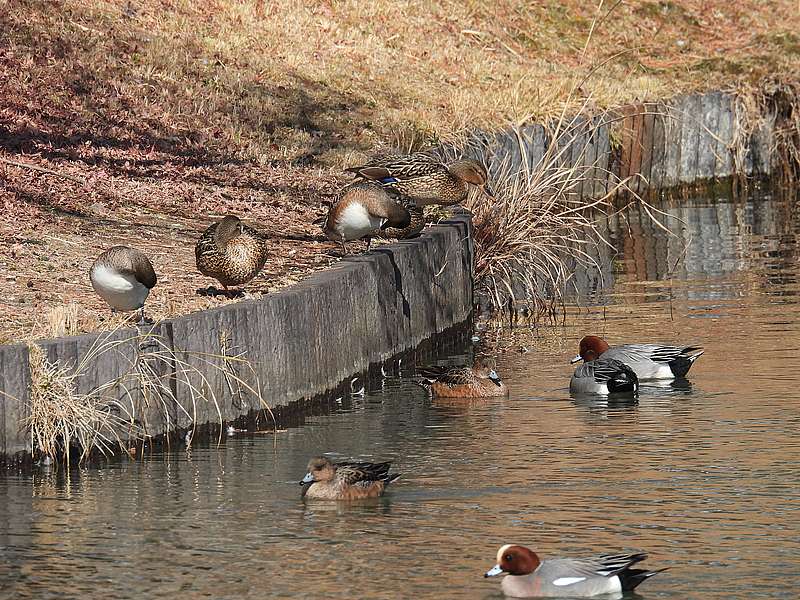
left=419, top=366, right=474, bottom=386
left=334, top=461, right=392, bottom=485
left=347, top=153, right=444, bottom=181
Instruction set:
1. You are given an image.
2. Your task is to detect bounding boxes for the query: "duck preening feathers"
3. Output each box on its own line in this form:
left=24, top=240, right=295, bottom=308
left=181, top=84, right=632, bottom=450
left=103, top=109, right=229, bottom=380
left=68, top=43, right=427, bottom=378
left=89, top=246, right=157, bottom=325
left=322, top=182, right=411, bottom=253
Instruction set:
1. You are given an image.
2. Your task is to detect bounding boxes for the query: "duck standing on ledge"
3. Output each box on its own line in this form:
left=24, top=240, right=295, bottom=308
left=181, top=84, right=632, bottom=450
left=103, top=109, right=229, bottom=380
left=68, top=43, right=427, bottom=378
left=195, top=215, right=269, bottom=293
left=89, top=246, right=157, bottom=325
left=346, top=154, right=493, bottom=206
left=322, top=182, right=411, bottom=254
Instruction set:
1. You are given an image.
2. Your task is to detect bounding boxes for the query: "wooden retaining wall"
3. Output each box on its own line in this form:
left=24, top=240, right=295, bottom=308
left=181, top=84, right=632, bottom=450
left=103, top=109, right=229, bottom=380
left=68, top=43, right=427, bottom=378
left=0, top=215, right=474, bottom=462
left=460, top=90, right=776, bottom=193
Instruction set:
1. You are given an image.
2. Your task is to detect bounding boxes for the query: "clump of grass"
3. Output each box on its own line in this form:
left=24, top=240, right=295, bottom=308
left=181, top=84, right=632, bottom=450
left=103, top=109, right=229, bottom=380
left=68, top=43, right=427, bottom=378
left=733, top=78, right=800, bottom=183
left=438, top=109, right=674, bottom=318
left=26, top=342, right=141, bottom=464
left=24, top=327, right=273, bottom=465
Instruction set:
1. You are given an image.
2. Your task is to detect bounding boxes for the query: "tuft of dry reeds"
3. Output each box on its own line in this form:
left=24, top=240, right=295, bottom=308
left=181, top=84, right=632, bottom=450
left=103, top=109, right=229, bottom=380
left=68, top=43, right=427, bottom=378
left=25, top=327, right=273, bottom=465
left=437, top=107, right=678, bottom=318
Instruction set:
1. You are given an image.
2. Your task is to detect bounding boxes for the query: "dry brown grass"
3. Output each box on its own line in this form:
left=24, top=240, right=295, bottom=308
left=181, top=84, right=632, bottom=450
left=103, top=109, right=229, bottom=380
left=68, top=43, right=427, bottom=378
left=25, top=327, right=272, bottom=465
left=2, top=1, right=798, bottom=161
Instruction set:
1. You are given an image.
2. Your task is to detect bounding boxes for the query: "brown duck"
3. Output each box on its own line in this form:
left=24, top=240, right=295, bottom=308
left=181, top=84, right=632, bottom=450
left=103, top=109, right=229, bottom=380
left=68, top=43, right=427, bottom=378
left=417, top=358, right=508, bottom=398
left=195, top=215, right=268, bottom=290
left=322, top=182, right=411, bottom=253
left=299, top=456, right=401, bottom=500
left=346, top=153, right=493, bottom=206
left=89, top=246, right=157, bottom=324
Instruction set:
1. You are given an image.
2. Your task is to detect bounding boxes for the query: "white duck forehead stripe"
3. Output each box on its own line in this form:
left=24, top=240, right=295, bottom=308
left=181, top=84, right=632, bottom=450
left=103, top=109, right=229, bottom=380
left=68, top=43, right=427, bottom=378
left=553, top=577, right=586, bottom=586
left=496, top=545, right=516, bottom=562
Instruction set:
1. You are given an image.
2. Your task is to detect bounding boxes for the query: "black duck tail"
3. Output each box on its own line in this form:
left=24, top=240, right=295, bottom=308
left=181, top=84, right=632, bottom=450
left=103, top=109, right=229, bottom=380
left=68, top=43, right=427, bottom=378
left=669, top=348, right=704, bottom=377
left=607, top=363, right=639, bottom=394
left=619, top=567, right=669, bottom=591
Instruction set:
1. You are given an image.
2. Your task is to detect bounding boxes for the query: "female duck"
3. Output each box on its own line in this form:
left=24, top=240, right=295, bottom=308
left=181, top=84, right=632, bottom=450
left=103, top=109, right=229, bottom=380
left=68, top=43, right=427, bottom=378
left=570, top=358, right=638, bottom=395
left=299, top=456, right=401, bottom=500
left=323, top=182, right=411, bottom=253
left=417, top=358, right=508, bottom=398
left=571, top=335, right=704, bottom=379
left=89, top=246, right=157, bottom=324
left=485, top=544, right=665, bottom=598
left=346, top=153, right=493, bottom=206
left=195, top=215, right=268, bottom=291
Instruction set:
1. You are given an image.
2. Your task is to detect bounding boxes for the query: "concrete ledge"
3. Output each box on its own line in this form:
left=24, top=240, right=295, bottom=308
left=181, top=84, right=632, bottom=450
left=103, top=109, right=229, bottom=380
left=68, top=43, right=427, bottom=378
left=0, top=214, right=474, bottom=462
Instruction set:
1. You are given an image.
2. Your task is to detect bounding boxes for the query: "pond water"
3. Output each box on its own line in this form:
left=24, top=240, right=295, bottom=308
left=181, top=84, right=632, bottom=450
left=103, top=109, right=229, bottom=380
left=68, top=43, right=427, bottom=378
left=2, top=187, right=800, bottom=599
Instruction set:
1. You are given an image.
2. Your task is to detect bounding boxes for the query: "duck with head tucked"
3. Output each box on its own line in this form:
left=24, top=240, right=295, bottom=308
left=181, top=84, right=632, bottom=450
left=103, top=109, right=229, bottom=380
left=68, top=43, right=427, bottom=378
left=322, top=182, right=411, bottom=254
left=376, top=200, right=426, bottom=241
left=346, top=153, right=493, bottom=206
left=195, top=215, right=268, bottom=293
left=299, top=456, right=401, bottom=500
left=89, top=246, right=157, bottom=325
left=417, top=358, right=508, bottom=398
left=570, top=357, right=638, bottom=396
left=485, top=544, right=666, bottom=598
left=571, top=335, right=704, bottom=380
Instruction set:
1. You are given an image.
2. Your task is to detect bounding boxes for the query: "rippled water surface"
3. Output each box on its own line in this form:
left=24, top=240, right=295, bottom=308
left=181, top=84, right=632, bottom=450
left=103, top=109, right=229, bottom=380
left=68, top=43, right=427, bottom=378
left=2, top=189, right=800, bottom=599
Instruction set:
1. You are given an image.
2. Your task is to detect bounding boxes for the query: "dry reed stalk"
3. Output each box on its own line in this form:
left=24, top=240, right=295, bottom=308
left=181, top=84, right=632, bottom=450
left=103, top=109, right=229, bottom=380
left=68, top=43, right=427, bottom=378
left=24, top=326, right=273, bottom=465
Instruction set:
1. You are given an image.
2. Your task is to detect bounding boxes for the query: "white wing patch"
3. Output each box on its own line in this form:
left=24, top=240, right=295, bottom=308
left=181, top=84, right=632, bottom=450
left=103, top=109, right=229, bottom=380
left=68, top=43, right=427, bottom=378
left=553, top=577, right=587, bottom=586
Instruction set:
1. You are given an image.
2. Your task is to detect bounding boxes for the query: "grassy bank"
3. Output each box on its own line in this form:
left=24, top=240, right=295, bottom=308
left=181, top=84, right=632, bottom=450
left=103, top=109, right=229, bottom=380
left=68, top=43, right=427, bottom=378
left=1, top=0, right=799, bottom=341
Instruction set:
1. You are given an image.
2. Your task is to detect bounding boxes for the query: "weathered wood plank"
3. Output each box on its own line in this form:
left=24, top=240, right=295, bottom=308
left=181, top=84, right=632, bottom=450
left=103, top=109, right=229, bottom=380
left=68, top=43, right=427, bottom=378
left=697, top=91, right=721, bottom=180
left=678, top=94, right=702, bottom=183
left=714, top=93, right=735, bottom=178
left=0, top=344, right=30, bottom=457
left=649, top=102, right=668, bottom=191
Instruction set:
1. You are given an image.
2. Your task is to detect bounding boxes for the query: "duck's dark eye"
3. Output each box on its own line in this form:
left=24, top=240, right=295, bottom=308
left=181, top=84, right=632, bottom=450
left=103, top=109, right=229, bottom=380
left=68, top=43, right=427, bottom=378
left=505, top=554, right=513, bottom=562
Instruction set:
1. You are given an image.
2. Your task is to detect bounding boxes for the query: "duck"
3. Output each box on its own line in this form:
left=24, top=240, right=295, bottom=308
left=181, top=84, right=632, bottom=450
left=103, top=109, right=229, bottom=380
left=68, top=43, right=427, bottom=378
left=195, top=215, right=268, bottom=291
left=89, top=246, right=157, bottom=324
left=299, top=456, right=401, bottom=500
left=571, top=335, right=704, bottom=380
left=346, top=154, right=493, bottom=206
left=570, top=358, right=638, bottom=395
left=322, top=182, right=411, bottom=253
left=417, top=358, right=508, bottom=398
left=485, top=544, right=665, bottom=598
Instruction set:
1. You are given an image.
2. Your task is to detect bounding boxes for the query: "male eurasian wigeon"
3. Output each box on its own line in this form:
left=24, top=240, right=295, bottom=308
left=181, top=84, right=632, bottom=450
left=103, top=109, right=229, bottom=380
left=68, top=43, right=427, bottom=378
left=570, top=357, right=638, bottom=395
left=417, top=358, right=508, bottom=398
left=299, top=456, right=401, bottom=500
left=571, top=335, right=704, bottom=380
left=321, top=182, right=411, bottom=254
left=485, top=544, right=665, bottom=598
